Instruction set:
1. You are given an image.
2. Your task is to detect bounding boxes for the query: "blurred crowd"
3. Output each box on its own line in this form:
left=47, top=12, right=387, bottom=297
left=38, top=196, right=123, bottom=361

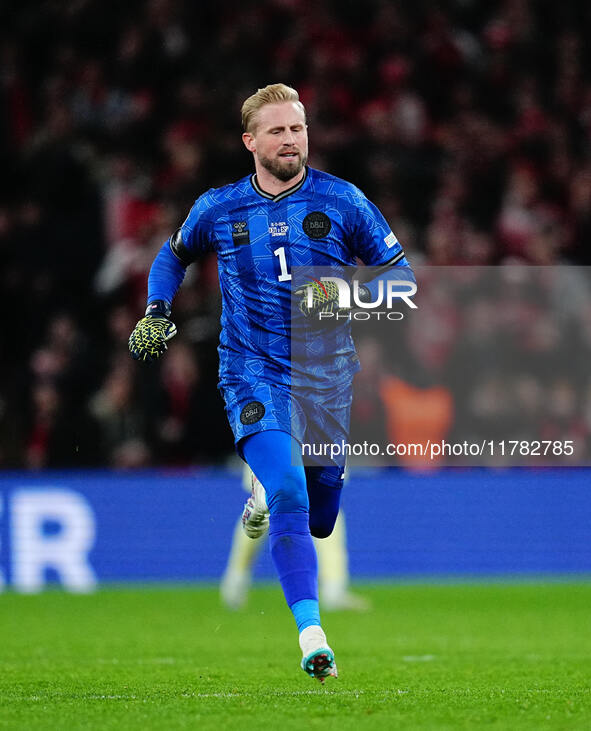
left=1, top=0, right=591, bottom=469
left=350, top=266, right=591, bottom=466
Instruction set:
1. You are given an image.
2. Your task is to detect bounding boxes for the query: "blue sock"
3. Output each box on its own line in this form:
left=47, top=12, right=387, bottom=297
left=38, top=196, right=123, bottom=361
left=268, top=511, right=319, bottom=628
left=291, top=599, right=321, bottom=633
left=242, top=431, right=321, bottom=632
left=306, top=465, right=344, bottom=539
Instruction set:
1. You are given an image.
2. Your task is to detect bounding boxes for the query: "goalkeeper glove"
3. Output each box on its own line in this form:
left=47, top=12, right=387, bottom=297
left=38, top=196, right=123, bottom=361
left=295, top=279, right=345, bottom=318
left=294, top=280, right=371, bottom=318
left=128, top=300, right=177, bottom=362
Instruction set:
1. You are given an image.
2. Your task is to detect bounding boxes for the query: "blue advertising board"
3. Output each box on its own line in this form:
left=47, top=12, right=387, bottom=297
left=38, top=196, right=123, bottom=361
left=0, top=468, right=590, bottom=591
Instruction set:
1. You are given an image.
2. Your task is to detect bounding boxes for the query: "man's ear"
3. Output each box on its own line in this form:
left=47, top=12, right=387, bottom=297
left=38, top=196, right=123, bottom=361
left=242, top=131, right=256, bottom=153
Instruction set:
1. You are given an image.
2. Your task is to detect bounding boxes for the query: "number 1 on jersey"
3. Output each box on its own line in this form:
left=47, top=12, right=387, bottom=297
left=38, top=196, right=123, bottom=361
left=273, top=246, right=292, bottom=282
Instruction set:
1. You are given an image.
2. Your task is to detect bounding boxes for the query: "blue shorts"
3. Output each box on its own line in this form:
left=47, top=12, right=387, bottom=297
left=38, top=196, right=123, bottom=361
left=220, top=377, right=353, bottom=467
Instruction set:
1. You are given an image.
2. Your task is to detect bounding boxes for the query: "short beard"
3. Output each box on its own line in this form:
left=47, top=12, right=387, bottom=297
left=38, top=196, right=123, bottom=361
left=258, top=151, right=308, bottom=182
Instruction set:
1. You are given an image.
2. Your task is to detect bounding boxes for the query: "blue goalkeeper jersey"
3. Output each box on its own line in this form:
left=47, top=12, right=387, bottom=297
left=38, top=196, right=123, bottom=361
left=148, top=166, right=411, bottom=388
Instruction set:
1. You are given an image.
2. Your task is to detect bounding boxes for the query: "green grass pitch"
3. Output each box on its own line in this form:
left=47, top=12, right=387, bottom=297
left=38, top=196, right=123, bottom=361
left=1, top=582, right=590, bottom=730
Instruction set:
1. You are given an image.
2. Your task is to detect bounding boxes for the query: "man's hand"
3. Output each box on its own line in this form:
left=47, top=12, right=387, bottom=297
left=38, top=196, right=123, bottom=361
left=128, top=301, right=177, bottom=362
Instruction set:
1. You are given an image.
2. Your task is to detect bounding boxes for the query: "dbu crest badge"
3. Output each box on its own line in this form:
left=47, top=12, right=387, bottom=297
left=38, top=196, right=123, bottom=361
left=302, top=211, right=331, bottom=239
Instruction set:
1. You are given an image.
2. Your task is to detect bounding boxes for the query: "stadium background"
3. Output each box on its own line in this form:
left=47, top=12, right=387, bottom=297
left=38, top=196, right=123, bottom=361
left=1, top=0, right=591, bottom=589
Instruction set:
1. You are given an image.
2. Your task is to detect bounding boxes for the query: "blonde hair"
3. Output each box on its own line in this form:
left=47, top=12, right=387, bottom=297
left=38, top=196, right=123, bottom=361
left=241, top=83, right=305, bottom=132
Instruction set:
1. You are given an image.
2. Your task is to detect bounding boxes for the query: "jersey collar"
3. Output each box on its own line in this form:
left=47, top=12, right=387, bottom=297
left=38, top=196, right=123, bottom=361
left=250, top=167, right=308, bottom=202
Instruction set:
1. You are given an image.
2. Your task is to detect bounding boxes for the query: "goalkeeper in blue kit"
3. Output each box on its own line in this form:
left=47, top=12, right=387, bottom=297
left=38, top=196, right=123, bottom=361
left=129, top=83, right=413, bottom=682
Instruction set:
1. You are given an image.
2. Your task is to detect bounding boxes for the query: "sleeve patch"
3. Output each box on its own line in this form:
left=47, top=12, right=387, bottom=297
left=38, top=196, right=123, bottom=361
left=384, top=231, right=398, bottom=248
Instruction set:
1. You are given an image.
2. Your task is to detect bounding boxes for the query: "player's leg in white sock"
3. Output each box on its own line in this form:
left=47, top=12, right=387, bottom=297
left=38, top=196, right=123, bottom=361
left=220, top=515, right=268, bottom=609
left=315, top=511, right=371, bottom=611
